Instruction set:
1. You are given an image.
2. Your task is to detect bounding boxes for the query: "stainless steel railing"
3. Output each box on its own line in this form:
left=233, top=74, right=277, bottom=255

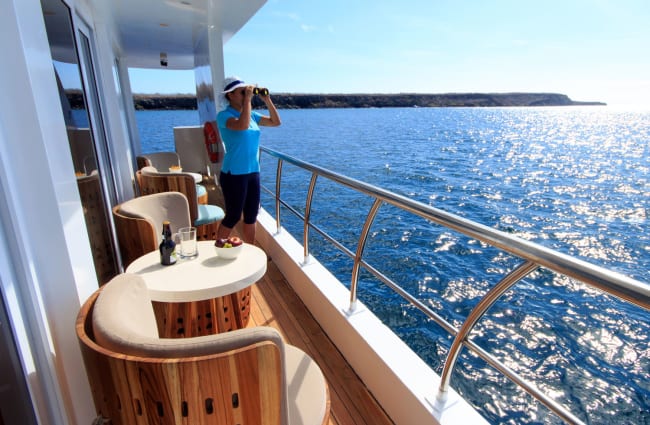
left=259, top=146, right=650, bottom=425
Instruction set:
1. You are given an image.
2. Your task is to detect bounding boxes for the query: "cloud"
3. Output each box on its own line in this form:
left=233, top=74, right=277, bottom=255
left=286, top=12, right=301, bottom=22
left=271, top=10, right=320, bottom=33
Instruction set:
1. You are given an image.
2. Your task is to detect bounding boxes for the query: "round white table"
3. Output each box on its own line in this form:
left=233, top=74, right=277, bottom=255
left=126, top=241, right=267, bottom=302
left=126, top=241, right=267, bottom=336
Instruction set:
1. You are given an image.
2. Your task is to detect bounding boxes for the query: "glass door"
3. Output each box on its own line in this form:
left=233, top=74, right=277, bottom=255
left=41, top=0, right=119, bottom=284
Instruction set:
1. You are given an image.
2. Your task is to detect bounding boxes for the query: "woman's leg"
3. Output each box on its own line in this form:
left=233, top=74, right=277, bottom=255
left=242, top=173, right=260, bottom=244
left=242, top=223, right=256, bottom=244
left=218, top=172, right=246, bottom=239
left=217, top=223, right=232, bottom=239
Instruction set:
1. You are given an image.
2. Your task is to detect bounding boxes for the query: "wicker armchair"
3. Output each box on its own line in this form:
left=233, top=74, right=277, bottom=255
left=136, top=170, right=223, bottom=240
left=112, top=192, right=191, bottom=268
left=136, top=151, right=181, bottom=171
left=137, top=165, right=209, bottom=204
left=76, top=274, right=330, bottom=425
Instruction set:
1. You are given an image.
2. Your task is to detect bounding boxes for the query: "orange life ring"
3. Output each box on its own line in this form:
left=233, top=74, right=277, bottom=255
left=203, top=121, right=221, bottom=163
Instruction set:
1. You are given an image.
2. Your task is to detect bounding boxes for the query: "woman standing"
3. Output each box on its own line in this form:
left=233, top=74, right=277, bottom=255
left=216, top=76, right=281, bottom=244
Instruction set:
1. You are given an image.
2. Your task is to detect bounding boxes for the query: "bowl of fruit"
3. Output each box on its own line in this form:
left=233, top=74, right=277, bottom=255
left=214, top=236, right=244, bottom=259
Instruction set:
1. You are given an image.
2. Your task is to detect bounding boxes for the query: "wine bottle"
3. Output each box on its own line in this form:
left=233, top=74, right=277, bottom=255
left=159, top=220, right=177, bottom=265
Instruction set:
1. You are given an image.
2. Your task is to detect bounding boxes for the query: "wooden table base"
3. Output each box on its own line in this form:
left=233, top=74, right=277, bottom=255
left=151, top=287, right=251, bottom=337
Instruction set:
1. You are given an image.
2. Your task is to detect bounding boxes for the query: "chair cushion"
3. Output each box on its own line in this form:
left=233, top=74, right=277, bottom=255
left=92, top=274, right=160, bottom=352
left=92, top=274, right=287, bottom=357
left=285, top=345, right=329, bottom=425
left=195, top=204, right=225, bottom=226
left=118, top=192, right=192, bottom=241
left=141, top=165, right=158, bottom=174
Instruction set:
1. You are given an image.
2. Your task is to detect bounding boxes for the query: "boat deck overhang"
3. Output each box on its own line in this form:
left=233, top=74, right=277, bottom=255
left=105, top=0, right=266, bottom=70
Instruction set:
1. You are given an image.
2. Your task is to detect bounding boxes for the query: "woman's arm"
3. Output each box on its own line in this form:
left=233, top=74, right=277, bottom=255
left=258, top=94, right=281, bottom=127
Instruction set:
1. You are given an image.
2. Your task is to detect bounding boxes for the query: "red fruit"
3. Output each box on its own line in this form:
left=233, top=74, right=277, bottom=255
left=228, top=236, right=243, bottom=246
left=215, top=238, right=228, bottom=248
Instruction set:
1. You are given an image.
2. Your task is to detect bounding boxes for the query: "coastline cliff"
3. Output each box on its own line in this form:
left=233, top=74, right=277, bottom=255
left=64, top=90, right=605, bottom=110
left=254, top=92, right=605, bottom=109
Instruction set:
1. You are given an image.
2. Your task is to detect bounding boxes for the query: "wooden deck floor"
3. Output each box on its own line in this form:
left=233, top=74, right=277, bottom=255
left=247, top=257, right=394, bottom=425
left=206, top=183, right=393, bottom=424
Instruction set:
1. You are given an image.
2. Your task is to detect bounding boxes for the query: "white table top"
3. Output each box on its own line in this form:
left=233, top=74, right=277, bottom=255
left=126, top=241, right=267, bottom=302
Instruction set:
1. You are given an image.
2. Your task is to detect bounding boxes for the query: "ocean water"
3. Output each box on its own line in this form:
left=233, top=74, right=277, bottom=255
left=138, top=107, right=650, bottom=424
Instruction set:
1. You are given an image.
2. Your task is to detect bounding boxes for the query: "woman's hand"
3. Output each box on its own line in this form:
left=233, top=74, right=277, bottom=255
left=259, top=92, right=282, bottom=127
left=243, top=85, right=255, bottom=102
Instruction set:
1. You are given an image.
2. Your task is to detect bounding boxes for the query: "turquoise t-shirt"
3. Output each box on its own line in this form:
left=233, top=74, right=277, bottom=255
left=217, top=106, right=263, bottom=174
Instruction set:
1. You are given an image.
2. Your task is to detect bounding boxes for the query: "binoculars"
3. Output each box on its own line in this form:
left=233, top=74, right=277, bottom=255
left=253, top=87, right=269, bottom=96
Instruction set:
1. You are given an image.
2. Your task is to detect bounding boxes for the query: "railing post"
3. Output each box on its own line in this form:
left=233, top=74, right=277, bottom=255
left=437, top=260, right=539, bottom=402
left=303, top=174, right=318, bottom=263
left=349, top=199, right=383, bottom=312
left=274, top=159, right=283, bottom=233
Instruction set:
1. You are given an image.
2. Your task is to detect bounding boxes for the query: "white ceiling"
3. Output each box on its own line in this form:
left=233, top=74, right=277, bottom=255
left=109, top=0, right=265, bottom=69
left=43, top=0, right=265, bottom=70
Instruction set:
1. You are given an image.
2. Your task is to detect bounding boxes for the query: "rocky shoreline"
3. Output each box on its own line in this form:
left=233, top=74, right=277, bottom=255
left=65, top=90, right=605, bottom=110
left=252, top=92, right=606, bottom=109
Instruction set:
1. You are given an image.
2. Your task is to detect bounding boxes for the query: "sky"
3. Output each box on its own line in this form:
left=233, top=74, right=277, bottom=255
left=129, top=0, right=650, bottom=107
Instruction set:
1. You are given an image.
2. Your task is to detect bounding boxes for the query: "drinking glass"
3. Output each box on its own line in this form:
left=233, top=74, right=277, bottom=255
left=178, top=227, right=197, bottom=258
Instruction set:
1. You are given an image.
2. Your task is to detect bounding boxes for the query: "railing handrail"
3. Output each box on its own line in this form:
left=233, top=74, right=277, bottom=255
left=261, top=147, right=649, bottom=309
left=259, top=146, right=650, bottom=424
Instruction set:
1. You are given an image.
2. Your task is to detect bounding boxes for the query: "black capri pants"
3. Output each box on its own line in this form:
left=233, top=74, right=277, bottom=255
left=219, top=171, right=260, bottom=228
